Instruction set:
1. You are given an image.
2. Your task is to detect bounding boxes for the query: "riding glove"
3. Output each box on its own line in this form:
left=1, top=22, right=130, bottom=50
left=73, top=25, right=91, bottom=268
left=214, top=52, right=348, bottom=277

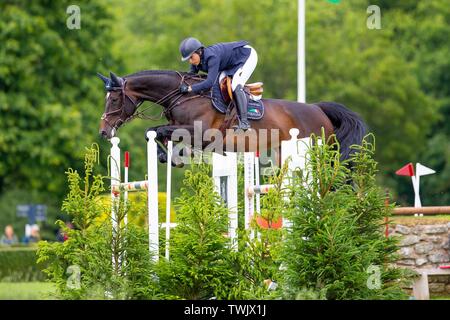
left=179, top=84, right=190, bottom=93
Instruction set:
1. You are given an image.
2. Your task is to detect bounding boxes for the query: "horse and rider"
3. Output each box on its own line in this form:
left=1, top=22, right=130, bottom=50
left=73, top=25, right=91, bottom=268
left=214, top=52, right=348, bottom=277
left=97, top=37, right=366, bottom=164
left=178, top=37, right=257, bottom=131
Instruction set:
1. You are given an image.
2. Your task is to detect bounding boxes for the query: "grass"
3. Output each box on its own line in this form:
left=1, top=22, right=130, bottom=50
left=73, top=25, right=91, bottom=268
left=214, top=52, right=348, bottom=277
left=0, top=282, right=56, bottom=300
left=0, top=281, right=448, bottom=300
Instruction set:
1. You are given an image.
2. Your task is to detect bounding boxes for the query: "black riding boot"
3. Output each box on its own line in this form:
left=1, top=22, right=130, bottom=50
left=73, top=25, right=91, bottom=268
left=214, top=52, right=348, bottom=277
left=233, top=84, right=250, bottom=131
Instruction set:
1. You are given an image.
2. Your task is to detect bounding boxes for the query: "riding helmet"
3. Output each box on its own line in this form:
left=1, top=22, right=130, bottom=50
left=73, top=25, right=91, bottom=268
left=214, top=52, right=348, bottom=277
left=179, top=37, right=204, bottom=61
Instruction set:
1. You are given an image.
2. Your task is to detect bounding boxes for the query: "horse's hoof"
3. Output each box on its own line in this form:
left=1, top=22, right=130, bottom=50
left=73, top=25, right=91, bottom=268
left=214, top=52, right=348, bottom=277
left=158, top=153, right=167, bottom=163
left=173, top=161, right=184, bottom=168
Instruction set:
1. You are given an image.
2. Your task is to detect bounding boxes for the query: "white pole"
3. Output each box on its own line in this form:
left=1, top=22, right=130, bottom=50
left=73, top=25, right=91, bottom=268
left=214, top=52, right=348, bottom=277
left=244, top=152, right=255, bottom=239
left=212, top=152, right=238, bottom=250
left=122, top=151, right=129, bottom=271
left=147, top=131, right=159, bottom=261
left=255, top=152, right=261, bottom=215
left=124, top=151, right=129, bottom=226
left=412, top=175, right=422, bottom=208
left=110, top=137, right=121, bottom=270
left=165, top=141, right=173, bottom=260
left=226, top=152, right=238, bottom=250
left=297, top=0, right=306, bottom=103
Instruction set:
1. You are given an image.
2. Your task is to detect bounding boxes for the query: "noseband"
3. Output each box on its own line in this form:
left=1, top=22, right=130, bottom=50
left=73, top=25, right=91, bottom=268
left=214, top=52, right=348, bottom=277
left=101, top=72, right=207, bottom=130
left=100, top=78, right=145, bottom=131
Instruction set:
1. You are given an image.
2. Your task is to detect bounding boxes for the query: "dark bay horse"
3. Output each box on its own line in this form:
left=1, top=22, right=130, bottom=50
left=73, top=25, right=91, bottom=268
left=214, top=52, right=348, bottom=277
left=98, top=70, right=366, bottom=164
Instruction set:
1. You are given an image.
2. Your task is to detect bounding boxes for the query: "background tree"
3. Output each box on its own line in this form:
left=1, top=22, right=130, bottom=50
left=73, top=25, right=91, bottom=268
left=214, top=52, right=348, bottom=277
left=1, top=0, right=449, bottom=239
left=280, top=133, right=411, bottom=299
left=157, top=165, right=237, bottom=299
left=107, top=0, right=446, bottom=205
left=0, top=1, right=117, bottom=237
left=379, top=0, right=450, bottom=205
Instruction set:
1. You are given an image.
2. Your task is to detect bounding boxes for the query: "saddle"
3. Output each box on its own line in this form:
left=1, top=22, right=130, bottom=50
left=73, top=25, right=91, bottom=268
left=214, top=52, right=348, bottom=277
left=210, top=76, right=265, bottom=125
left=219, top=76, right=264, bottom=104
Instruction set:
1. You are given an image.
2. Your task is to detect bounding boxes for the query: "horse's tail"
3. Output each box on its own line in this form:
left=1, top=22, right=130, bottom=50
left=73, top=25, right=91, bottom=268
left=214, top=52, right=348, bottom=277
left=316, top=102, right=367, bottom=161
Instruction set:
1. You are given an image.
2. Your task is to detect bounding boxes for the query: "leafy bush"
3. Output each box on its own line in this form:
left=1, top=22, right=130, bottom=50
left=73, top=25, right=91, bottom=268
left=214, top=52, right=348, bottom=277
left=36, top=135, right=413, bottom=300
left=156, top=164, right=239, bottom=299
left=279, top=132, right=412, bottom=300
left=37, top=144, right=159, bottom=299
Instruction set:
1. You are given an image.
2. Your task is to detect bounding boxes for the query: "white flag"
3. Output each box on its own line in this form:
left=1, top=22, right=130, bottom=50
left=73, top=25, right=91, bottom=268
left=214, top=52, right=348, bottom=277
left=416, top=163, right=436, bottom=177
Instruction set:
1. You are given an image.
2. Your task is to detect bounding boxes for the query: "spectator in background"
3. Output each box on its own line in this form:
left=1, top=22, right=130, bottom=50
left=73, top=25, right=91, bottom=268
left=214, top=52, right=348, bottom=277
left=1, top=225, right=19, bottom=246
left=56, top=221, right=73, bottom=242
left=23, top=224, right=41, bottom=244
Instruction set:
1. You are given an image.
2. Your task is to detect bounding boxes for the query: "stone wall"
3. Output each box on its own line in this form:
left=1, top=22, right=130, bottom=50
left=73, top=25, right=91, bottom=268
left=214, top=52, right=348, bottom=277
left=389, top=220, right=450, bottom=295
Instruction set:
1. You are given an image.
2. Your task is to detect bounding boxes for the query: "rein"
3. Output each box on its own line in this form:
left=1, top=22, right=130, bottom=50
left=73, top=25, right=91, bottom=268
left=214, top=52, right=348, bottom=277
left=102, top=71, right=212, bottom=129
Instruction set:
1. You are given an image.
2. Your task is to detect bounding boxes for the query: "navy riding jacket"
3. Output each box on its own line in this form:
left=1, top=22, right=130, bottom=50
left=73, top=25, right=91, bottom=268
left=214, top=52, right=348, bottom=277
left=189, top=40, right=251, bottom=93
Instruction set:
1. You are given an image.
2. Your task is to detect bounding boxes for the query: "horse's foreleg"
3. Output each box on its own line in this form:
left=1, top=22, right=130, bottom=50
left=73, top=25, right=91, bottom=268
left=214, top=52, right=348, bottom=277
left=146, top=125, right=170, bottom=163
left=155, top=125, right=199, bottom=166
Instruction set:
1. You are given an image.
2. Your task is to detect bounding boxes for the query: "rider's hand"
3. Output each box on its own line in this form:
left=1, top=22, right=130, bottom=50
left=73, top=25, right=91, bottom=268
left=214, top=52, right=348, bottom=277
left=179, top=84, right=191, bottom=94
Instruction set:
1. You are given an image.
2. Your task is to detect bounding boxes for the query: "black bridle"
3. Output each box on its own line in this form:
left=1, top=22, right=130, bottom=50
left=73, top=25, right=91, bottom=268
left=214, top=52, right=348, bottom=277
left=100, top=80, right=143, bottom=130
left=101, top=72, right=210, bottom=130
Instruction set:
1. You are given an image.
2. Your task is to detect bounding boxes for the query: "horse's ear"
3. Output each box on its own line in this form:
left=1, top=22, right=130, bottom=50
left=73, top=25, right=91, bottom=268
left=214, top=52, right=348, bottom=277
left=97, top=72, right=110, bottom=85
left=110, top=72, right=123, bottom=87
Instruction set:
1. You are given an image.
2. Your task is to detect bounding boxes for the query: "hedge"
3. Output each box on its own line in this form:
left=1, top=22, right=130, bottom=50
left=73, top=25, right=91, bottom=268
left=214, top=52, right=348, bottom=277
left=0, top=246, right=47, bottom=282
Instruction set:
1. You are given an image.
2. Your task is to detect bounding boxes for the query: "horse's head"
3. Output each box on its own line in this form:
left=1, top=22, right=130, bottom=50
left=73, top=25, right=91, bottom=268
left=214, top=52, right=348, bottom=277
left=97, top=71, right=141, bottom=139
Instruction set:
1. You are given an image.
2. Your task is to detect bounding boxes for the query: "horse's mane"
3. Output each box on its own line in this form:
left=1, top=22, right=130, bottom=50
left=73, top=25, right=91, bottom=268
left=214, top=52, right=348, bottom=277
left=125, top=69, right=207, bottom=80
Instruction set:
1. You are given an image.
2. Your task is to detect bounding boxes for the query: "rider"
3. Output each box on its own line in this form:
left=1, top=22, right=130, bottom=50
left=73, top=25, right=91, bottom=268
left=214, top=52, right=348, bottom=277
left=178, top=37, right=258, bottom=131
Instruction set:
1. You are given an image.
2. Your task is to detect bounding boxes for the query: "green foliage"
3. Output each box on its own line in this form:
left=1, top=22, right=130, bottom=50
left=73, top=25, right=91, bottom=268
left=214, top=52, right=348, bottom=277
left=387, top=0, right=450, bottom=205
left=157, top=164, right=238, bottom=299
left=0, top=0, right=116, bottom=199
left=0, top=247, right=46, bottom=282
left=108, top=0, right=441, bottom=179
left=420, top=134, right=450, bottom=205
left=35, top=139, right=416, bottom=300
left=306, top=0, right=438, bottom=177
left=230, top=162, right=289, bottom=299
left=2, top=0, right=449, bottom=228
left=2, top=0, right=448, bottom=300
left=0, top=282, right=56, bottom=300
left=279, top=132, right=411, bottom=299
left=96, top=191, right=175, bottom=230
left=0, top=188, right=62, bottom=241
left=37, top=144, right=159, bottom=299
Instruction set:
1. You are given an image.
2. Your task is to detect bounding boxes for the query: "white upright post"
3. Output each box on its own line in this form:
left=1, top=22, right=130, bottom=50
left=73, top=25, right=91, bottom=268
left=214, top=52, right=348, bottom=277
left=212, top=152, right=238, bottom=250
left=110, top=137, right=121, bottom=270
left=281, top=130, right=298, bottom=229
left=281, top=128, right=319, bottom=228
left=124, top=151, right=129, bottom=226
left=226, top=153, right=238, bottom=249
left=146, top=131, right=159, bottom=262
left=165, top=141, right=173, bottom=260
left=244, top=152, right=255, bottom=239
left=255, top=152, right=261, bottom=215
left=412, top=176, right=421, bottom=208
left=297, top=0, right=306, bottom=103
left=122, top=151, right=130, bottom=270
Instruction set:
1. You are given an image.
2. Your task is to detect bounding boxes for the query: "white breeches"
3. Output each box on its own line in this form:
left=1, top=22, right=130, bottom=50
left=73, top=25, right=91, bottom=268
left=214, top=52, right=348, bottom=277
left=219, top=45, right=258, bottom=91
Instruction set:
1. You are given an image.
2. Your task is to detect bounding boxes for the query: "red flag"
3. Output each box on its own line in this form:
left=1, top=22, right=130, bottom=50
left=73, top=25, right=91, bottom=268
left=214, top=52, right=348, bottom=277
left=125, top=151, right=130, bottom=168
left=396, top=163, right=414, bottom=176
